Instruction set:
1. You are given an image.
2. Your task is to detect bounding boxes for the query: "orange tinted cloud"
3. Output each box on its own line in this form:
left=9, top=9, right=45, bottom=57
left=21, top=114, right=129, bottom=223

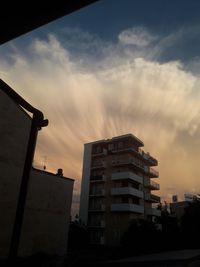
left=1, top=29, right=200, bottom=213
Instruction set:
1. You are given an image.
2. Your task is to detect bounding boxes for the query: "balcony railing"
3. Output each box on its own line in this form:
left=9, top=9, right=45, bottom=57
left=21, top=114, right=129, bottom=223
left=111, top=203, right=144, bottom=214
left=111, top=187, right=143, bottom=198
left=112, top=158, right=144, bottom=171
left=111, top=171, right=142, bottom=184
left=144, top=166, right=159, bottom=177
left=91, top=162, right=106, bottom=170
left=144, top=179, right=160, bottom=190
left=151, top=194, right=160, bottom=202
left=150, top=180, right=160, bottom=190
left=89, top=188, right=105, bottom=196
left=149, top=167, right=159, bottom=177
left=92, top=149, right=107, bottom=157
left=112, top=147, right=138, bottom=154
left=88, top=220, right=105, bottom=228
left=88, top=204, right=105, bottom=211
left=145, top=193, right=160, bottom=203
left=90, top=235, right=105, bottom=245
left=139, top=149, right=158, bottom=166
left=100, top=236, right=105, bottom=245
left=90, top=174, right=106, bottom=182
left=110, top=145, right=157, bottom=166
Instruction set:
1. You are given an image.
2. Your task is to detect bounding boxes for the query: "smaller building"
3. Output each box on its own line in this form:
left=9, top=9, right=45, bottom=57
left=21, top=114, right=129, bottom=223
left=170, top=201, right=189, bottom=221
left=170, top=193, right=200, bottom=221
left=18, top=168, right=74, bottom=257
left=184, top=193, right=200, bottom=202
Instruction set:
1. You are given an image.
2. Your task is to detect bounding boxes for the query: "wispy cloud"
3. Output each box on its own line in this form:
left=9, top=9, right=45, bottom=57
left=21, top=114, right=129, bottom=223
left=118, top=26, right=157, bottom=46
left=1, top=27, right=200, bottom=214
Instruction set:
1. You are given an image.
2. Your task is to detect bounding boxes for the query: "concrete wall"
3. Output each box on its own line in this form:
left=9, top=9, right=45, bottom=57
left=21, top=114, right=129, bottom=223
left=79, top=143, right=92, bottom=225
left=0, top=89, right=31, bottom=258
left=0, top=88, right=74, bottom=258
left=19, top=169, right=74, bottom=257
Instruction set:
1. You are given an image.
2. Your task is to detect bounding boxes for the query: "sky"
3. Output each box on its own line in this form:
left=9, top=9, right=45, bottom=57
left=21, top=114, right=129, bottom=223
left=1, top=0, right=200, bottom=216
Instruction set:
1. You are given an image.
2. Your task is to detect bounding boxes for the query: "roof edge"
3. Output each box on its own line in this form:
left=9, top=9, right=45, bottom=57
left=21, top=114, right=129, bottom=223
left=32, top=167, right=75, bottom=182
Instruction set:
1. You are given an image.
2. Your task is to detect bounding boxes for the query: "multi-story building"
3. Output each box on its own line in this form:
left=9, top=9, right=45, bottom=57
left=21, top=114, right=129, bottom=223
left=79, top=133, right=160, bottom=246
left=170, top=193, right=200, bottom=221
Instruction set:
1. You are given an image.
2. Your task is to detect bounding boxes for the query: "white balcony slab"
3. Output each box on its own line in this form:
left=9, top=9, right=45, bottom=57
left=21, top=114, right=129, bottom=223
left=144, top=179, right=160, bottom=190
left=111, top=203, right=144, bottom=214
left=111, top=187, right=143, bottom=198
left=111, top=171, right=142, bottom=184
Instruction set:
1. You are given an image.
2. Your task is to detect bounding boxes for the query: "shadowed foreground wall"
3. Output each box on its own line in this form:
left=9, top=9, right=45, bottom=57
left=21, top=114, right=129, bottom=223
left=19, top=169, right=74, bottom=257
left=0, top=88, right=74, bottom=258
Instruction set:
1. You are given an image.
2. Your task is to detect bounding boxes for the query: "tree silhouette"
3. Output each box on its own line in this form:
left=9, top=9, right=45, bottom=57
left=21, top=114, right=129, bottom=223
left=121, top=218, right=160, bottom=255
left=67, top=221, right=89, bottom=251
left=181, top=200, right=200, bottom=248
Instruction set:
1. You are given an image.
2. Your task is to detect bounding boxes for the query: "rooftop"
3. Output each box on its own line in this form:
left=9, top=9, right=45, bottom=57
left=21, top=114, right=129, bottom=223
left=85, top=133, right=144, bottom=147
left=32, top=167, right=74, bottom=182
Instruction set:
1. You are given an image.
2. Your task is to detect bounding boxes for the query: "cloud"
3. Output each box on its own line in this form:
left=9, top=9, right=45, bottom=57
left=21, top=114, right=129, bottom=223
left=118, top=26, right=157, bottom=46
left=152, top=25, right=200, bottom=63
left=1, top=27, right=200, bottom=212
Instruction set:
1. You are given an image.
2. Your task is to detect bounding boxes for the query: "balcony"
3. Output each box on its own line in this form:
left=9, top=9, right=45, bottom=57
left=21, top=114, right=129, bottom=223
left=89, top=188, right=105, bottom=197
left=91, top=162, right=106, bottom=170
left=88, top=220, right=105, bottom=228
left=112, top=147, right=139, bottom=155
left=112, top=158, right=144, bottom=172
left=111, top=187, right=143, bottom=198
left=144, top=179, right=160, bottom=190
left=88, top=204, right=105, bottom=212
left=92, top=149, right=107, bottom=157
left=146, top=208, right=161, bottom=217
left=100, top=236, right=105, bottom=245
left=90, top=174, right=106, bottom=182
left=149, top=167, right=159, bottom=178
left=111, top=145, right=158, bottom=167
left=111, top=203, right=144, bottom=214
left=111, top=171, right=142, bottom=184
left=90, top=234, right=105, bottom=245
left=145, top=193, right=160, bottom=203
left=139, top=149, right=158, bottom=166
left=144, top=166, right=159, bottom=178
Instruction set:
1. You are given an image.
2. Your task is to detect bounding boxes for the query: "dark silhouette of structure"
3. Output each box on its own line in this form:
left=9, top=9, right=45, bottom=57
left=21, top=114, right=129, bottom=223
left=0, top=79, right=48, bottom=259
left=0, top=79, right=74, bottom=259
left=0, top=1, right=98, bottom=45
left=56, top=168, right=64, bottom=177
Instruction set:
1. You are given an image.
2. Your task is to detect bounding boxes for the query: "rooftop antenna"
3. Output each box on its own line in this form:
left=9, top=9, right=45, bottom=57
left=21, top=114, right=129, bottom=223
left=43, top=155, right=47, bottom=170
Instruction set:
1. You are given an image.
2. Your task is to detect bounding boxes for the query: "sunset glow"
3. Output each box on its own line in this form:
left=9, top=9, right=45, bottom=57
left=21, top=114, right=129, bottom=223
left=1, top=1, right=200, bottom=215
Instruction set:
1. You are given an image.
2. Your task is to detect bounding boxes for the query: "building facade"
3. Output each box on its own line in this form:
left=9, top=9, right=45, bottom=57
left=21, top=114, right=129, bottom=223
left=184, top=192, right=200, bottom=202
left=170, top=201, right=189, bottom=221
left=18, top=168, right=74, bottom=257
left=0, top=84, right=74, bottom=258
left=79, top=134, right=160, bottom=246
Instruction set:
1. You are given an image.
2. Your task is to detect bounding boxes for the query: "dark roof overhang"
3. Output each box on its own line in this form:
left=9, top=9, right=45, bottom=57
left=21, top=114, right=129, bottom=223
left=0, top=0, right=98, bottom=45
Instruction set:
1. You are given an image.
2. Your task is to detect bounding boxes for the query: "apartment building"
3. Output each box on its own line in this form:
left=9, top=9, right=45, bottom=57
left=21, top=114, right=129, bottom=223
left=79, top=133, right=160, bottom=246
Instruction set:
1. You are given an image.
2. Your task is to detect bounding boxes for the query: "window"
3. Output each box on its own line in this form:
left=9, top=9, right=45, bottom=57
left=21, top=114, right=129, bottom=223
left=118, top=141, right=123, bottom=149
left=108, top=143, right=114, bottom=151
left=122, top=197, right=129, bottom=203
left=96, top=146, right=101, bottom=153
left=122, top=180, right=128, bottom=187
